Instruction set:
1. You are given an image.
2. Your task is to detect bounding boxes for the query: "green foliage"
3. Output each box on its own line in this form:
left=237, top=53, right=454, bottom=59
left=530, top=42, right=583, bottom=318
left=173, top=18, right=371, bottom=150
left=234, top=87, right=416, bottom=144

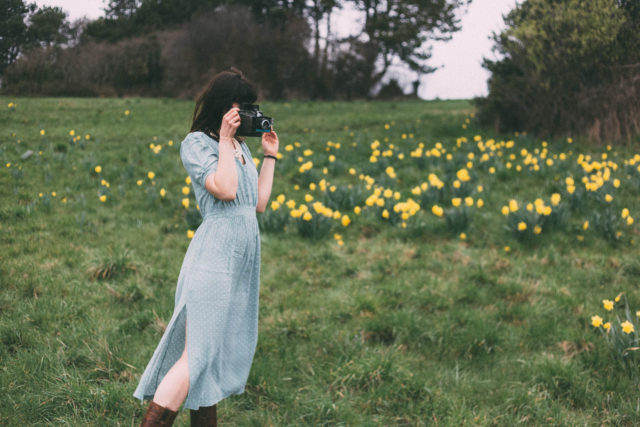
left=257, top=205, right=289, bottom=233
left=444, top=205, right=470, bottom=233
left=293, top=206, right=333, bottom=239
left=85, top=245, right=139, bottom=281
left=26, top=6, right=69, bottom=48
left=475, top=0, right=640, bottom=143
left=0, top=0, right=35, bottom=73
left=590, top=294, right=640, bottom=386
left=323, top=184, right=366, bottom=211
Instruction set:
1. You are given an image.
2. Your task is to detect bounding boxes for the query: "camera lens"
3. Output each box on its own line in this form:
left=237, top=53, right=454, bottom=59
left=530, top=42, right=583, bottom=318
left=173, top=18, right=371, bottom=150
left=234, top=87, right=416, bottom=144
left=260, top=119, right=271, bottom=130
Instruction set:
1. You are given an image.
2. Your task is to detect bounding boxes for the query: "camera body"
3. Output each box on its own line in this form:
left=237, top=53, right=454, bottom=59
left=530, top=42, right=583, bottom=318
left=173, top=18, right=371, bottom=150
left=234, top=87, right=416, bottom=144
left=236, top=103, right=274, bottom=137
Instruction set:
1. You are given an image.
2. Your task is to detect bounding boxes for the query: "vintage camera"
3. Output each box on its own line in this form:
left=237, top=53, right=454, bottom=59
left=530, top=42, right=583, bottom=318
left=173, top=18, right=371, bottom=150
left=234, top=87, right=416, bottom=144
left=236, top=103, right=274, bottom=137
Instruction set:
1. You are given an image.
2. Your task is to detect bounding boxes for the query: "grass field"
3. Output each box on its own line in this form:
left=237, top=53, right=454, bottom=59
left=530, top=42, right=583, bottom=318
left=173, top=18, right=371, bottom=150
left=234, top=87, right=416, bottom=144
left=2, top=96, right=640, bottom=426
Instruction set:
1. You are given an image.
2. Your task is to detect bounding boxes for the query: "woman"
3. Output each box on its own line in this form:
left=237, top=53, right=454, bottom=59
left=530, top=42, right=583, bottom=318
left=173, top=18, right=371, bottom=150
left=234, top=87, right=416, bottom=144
left=133, top=68, right=279, bottom=426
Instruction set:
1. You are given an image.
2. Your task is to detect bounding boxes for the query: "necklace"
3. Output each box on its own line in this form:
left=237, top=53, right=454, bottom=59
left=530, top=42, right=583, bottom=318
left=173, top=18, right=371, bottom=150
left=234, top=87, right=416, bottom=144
left=232, top=138, right=244, bottom=161
left=207, top=131, right=244, bottom=163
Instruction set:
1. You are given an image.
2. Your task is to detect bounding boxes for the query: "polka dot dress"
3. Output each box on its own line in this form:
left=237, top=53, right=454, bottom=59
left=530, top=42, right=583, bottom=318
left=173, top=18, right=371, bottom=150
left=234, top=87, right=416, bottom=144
left=133, top=131, right=261, bottom=410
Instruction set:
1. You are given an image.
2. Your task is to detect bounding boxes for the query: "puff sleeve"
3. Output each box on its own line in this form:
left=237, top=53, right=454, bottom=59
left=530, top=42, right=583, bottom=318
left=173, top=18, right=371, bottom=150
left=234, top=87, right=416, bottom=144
left=180, top=132, right=219, bottom=188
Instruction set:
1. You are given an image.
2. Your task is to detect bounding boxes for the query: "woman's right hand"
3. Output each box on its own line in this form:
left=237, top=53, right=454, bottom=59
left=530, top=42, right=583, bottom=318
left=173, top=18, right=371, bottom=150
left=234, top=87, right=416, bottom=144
left=219, top=107, right=241, bottom=139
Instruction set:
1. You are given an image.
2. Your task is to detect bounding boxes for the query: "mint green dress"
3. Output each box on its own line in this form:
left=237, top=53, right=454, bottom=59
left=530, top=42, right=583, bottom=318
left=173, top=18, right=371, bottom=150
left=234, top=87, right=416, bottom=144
left=133, top=131, right=261, bottom=410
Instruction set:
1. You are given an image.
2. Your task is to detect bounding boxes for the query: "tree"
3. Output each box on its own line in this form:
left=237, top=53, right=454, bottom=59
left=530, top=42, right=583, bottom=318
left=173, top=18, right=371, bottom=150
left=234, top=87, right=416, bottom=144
left=26, top=6, right=70, bottom=48
left=83, top=0, right=224, bottom=42
left=475, top=0, right=640, bottom=143
left=0, top=0, right=35, bottom=74
left=347, top=0, right=472, bottom=89
left=104, top=0, right=140, bottom=19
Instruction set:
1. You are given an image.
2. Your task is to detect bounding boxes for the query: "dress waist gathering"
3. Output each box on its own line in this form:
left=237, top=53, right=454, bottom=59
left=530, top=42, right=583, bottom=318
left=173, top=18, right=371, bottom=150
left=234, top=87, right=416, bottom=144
left=201, top=205, right=257, bottom=221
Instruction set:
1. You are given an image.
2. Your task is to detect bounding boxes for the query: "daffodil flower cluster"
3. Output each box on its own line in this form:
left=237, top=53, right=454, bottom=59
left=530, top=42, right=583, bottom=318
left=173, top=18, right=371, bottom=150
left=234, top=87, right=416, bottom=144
left=590, top=292, right=640, bottom=383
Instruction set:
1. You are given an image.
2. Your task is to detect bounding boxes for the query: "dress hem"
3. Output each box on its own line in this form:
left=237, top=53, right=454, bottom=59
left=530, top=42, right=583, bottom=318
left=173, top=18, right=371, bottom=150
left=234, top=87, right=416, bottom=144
left=132, top=387, right=246, bottom=410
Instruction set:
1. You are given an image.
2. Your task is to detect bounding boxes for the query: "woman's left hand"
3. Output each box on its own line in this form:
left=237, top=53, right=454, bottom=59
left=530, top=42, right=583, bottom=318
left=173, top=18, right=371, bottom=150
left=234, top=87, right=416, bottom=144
left=261, top=126, right=279, bottom=157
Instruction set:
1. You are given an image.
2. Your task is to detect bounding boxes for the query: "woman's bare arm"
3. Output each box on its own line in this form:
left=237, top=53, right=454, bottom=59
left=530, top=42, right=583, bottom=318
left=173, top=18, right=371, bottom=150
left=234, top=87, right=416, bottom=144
left=204, top=107, right=241, bottom=200
left=256, top=128, right=279, bottom=213
left=204, top=138, right=238, bottom=200
left=256, top=157, right=275, bottom=212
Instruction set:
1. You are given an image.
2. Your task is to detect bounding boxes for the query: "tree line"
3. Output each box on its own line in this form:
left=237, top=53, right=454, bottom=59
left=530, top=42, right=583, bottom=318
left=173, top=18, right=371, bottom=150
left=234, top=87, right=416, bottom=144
left=0, top=0, right=471, bottom=100
left=2, top=0, right=637, bottom=142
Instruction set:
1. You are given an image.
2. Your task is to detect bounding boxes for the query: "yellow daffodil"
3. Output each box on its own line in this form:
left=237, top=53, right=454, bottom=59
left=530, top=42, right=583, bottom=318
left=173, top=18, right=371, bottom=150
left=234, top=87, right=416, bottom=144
left=517, top=221, right=527, bottom=231
left=591, top=315, right=603, bottom=328
left=602, top=299, right=614, bottom=311
left=621, top=320, right=635, bottom=334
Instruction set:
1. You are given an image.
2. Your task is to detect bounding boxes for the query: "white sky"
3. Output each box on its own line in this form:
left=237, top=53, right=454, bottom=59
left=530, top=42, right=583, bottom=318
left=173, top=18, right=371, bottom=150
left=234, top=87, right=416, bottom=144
left=34, top=0, right=519, bottom=100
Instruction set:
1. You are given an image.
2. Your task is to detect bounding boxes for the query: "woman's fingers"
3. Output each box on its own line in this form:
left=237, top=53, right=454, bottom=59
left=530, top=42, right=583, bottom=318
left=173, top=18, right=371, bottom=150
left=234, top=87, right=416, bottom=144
left=225, top=107, right=240, bottom=117
left=223, top=109, right=241, bottom=129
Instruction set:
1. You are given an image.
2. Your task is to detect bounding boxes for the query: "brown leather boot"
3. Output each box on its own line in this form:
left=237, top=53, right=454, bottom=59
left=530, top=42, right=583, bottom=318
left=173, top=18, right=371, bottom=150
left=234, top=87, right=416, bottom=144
left=140, top=400, right=179, bottom=426
left=190, top=404, right=217, bottom=427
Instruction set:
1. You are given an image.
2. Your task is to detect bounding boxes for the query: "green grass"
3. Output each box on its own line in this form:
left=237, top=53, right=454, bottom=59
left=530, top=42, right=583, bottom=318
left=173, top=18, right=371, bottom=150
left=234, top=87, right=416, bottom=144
left=2, top=96, right=640, bottom=425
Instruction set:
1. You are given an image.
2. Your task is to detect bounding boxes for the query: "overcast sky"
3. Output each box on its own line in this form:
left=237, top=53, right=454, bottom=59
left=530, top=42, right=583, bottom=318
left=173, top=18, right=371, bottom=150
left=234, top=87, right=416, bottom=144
left=34, top=0, right=519, bottom=100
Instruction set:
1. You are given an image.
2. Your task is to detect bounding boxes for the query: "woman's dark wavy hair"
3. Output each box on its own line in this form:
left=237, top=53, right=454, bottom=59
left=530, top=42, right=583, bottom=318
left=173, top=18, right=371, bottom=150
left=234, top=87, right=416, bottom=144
left=190, top=67, right=257, bottom=142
